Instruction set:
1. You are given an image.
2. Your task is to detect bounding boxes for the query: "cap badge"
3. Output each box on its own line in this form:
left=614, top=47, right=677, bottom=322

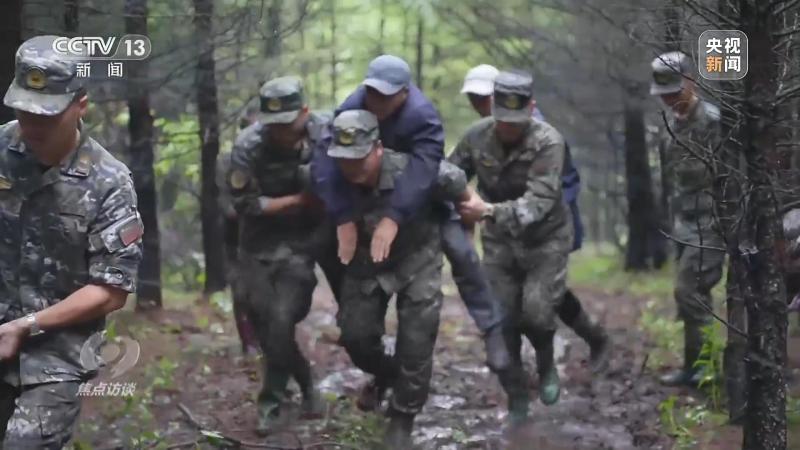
left=503, top=94, right=521, bottom=109
left=266, top=97, right=282, bottom=112
left=25, top=68, right=47, bottom=90
left=337, top=129, right=355, bottom=145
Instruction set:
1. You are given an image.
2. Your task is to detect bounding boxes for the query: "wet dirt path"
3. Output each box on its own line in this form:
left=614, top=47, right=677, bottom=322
left=75, top=273, right=676, bottom=449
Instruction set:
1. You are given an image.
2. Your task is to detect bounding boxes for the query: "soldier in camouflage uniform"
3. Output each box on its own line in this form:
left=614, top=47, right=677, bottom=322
left=0, top=35, right=144, bottom=448
left=461, top=64, right=610, bottom=373
left=216, top=150, right=258, bottom=355
left=328, top=109, right=469, bottom=448
left=449, top=71, right=572, bottom=424
left=650, top=52, right=726, bottom=387
left=227, top=76, right=344, bottom=433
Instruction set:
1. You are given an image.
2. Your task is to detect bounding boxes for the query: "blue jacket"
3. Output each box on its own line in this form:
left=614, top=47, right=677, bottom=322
left=533, top=107, right=584, bottom=251
left=310, top=84, right=445, bottom=225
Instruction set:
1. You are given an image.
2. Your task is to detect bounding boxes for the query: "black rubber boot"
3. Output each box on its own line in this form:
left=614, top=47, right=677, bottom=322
left=356, top=377, right=389, bottom=412
left=383, top=409, right=414, bottom=449
left=660, top=323, right=704, bottom=387
left=570, top=310, right=611, bottom=373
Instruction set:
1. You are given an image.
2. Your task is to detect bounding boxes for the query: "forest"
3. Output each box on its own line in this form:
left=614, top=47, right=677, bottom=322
left=1, top=0, right=800, bottom=449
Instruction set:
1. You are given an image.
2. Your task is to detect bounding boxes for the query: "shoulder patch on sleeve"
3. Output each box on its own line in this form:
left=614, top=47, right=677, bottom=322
left=119, top=214, right=144, bottom=247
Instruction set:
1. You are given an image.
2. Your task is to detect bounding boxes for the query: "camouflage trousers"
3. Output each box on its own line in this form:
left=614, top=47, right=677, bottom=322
left=0, top=381, right=81, bottom=449
left=240, top=252, right=317, bottom=406
left=481, top=223, right=572, bottom=401
left=337, top=255, right=443, bottom=415
left=673, top=221, right=726, bottom=326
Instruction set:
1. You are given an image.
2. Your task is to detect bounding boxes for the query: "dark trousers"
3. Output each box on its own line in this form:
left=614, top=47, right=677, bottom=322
left=440, top=213, right=504, bottom=333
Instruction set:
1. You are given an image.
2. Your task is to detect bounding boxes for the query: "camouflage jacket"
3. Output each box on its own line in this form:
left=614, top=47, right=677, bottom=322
left=347, top=149, right=466, bottom=292
left=448, top=117, right=568, bottom=245
left=660, top=100, right=721, bottom=222
left=0, top=121, right=143, bottom=386
left=228, top=112, right=331, bottom=260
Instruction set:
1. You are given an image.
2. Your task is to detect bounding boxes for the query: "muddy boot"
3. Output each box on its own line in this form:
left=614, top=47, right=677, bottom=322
left=570, top=310, right=611, bottom=374
left=255, top=369, right=289, bottom=435
left=484, top=324, right=512, bottom=372
left=356, top=378, right=388, bottom=412
left=533, top=331, right=560, bottom=406
left=660, top=323, right=704, bottom=387
left=293, top=356, right=326, bottom=417
left=383, top=409, right=414, bottom=450
left=301, top=388, right=326, bottom=417
left=256, top=402, right=281, bottom=436
left=507, top=394, right=530, bottom=428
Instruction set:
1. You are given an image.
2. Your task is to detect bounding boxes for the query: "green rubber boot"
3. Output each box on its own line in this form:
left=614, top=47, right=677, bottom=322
left=255, top=368, right=289, bottom=435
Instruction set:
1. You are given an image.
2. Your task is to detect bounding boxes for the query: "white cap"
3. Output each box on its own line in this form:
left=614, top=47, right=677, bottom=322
left=461, top=64, right=499, bottom=95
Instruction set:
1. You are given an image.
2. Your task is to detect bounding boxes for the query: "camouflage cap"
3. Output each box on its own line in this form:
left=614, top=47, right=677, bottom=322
left=650, top=51, right=691, bottom=96
left=492, top=70, right=533, bottom=123
left=259, top=76, right=305, bottom=124
left=3, top=35, right=85, bottom=116
left=328, top=110, right=379, bottom=159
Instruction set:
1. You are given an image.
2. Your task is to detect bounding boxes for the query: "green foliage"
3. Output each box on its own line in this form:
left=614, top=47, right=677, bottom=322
left=569, top=247, right=674, bottom=299
left=787, top=395, right=800, bottom=425
left=694, top=322, right=725, bottom=410
left=331, top=402, right=385, bottom=447
left=639, top=300, right=683, bottom=368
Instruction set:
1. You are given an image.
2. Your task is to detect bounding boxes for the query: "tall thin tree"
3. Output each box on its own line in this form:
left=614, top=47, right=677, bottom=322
left=125, top=0, right=162, bottom=309
left=194, top=0, right=225, bottom=295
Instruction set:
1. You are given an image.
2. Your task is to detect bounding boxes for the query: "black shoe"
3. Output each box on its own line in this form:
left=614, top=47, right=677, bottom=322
left=356, top=378, right=387, bottom=412
left=659, top=368, right=702, bottom=387
left=484, top=325, right=512, bottom=372
left=383, top=410, right=414, bottom=449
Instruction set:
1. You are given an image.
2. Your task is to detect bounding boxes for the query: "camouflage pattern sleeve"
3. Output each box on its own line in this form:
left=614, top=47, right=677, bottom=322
left=493, top=127, right=566, bottom=236
left=228, top=125, right=265, bottom=216
left=435, top=161, right=468, bottom=202
left=87, top=174, right=144, bottom=293
left=447, top=135, right=477, bottom=181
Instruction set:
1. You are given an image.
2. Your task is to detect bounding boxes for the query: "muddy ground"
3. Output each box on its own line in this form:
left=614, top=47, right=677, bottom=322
left=71, top=269, right=782, bottom=450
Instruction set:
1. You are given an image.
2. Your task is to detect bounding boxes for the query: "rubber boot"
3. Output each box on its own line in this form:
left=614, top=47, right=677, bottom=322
left=383, top=409, right=414, bottom=450
left=293, top=356, right=325, bottom=417
left=256, top=368, right=289, bottom=435
left=660, top=323, right=704, bottom=387
left=484, top=324, right=512, bottom=372
left=356, top=377, right=389, bottom=412
left=507, top=393, right=530, bottom=428
left=533, top=330, right=560, bottom=405
left=569, top=309, right=611, bottom=374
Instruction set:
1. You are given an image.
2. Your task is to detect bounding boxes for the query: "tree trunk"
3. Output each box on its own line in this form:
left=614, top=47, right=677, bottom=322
left=377, top=0, right=386, bottom=54
left=194, top=0, right=226, bottom=295
left=0, top=0, right=22, bottom=124
left=329, top=0, right=337, bottom=105
left=64, top=0, right=79, bottom=34
left=663, top=1, right=681, bottom=52
left=738, top=2, right=790, bottom=447
left=125, top=0, right=162, bottom=309
left=714, top=0, right=747, bottom=425
left=623, top=84, right=662, bottom=270
left=415, top=11, right=424, bottom=89
left=264, top=0, right=282, bottom=74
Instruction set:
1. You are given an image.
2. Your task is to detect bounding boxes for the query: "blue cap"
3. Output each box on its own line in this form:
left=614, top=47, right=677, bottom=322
left=363, top=55, right=411, bottom=95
